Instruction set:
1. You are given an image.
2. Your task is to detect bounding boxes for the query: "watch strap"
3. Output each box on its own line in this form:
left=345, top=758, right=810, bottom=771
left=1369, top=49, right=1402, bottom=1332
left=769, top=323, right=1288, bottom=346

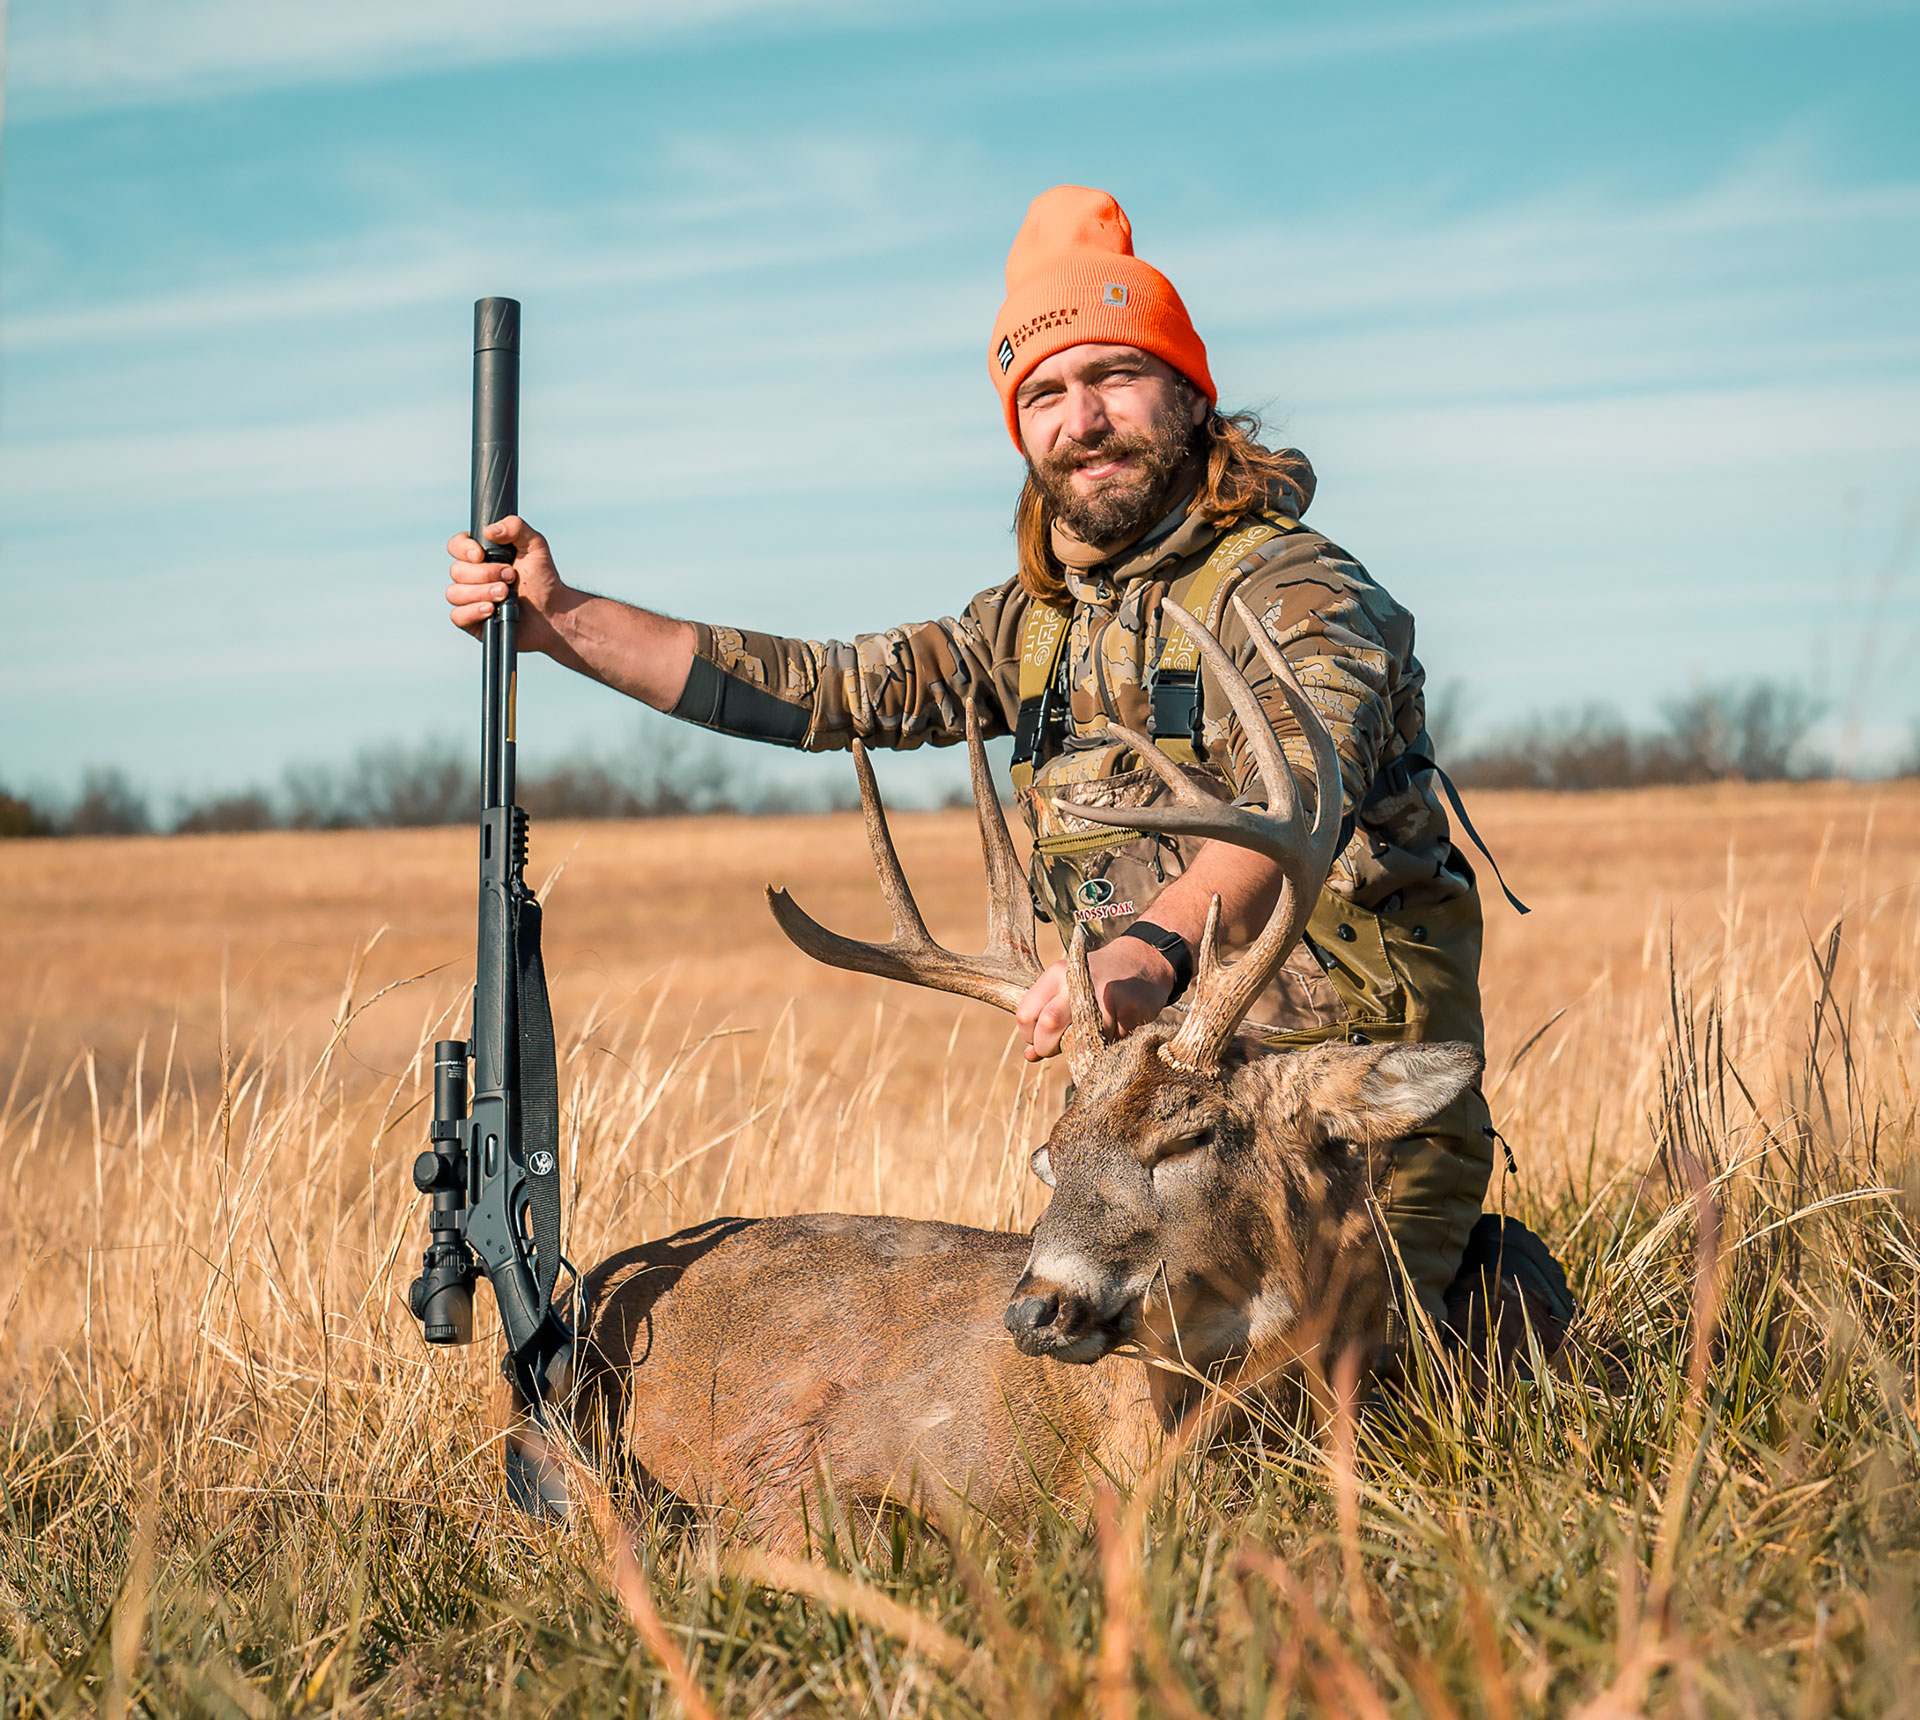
left=1118, top=921, right=1194, bottom=1004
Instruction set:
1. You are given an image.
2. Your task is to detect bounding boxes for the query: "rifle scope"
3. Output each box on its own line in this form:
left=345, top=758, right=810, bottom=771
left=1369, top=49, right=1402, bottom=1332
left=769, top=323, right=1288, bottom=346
left=411, top=1039, right=475, bottom=1343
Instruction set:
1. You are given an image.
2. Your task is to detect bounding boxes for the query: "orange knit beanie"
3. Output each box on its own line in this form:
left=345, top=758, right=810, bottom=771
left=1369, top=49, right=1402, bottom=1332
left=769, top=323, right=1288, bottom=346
left=988, top=185, right=1215, bottom=450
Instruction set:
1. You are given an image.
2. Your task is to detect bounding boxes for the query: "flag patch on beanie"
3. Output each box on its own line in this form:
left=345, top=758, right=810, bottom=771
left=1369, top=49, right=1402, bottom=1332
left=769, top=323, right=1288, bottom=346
left=996, top=336, right=1015, bottom=374
left=1101, top=282, right=1129, bottom=307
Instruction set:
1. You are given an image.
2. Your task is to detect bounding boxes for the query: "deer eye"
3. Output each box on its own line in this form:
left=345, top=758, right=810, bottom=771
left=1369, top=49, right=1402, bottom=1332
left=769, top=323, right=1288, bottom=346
left=1152, top=1128, right=1212, bottom=1167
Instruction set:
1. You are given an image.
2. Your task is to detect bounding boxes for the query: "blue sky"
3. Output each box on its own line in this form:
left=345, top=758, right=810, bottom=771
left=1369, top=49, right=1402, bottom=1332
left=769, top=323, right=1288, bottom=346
left=5, top=0, right=1918, bottom=808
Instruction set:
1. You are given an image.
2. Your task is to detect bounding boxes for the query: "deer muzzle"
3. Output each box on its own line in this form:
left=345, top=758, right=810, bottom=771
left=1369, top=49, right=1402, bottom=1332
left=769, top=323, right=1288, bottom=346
left=1003, top=1270, right=1135, bottom=1363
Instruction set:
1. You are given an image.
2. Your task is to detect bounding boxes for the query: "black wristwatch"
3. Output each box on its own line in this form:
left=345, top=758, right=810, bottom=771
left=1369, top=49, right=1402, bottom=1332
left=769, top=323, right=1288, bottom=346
left=1119, top=921, right=1194, bottom=1003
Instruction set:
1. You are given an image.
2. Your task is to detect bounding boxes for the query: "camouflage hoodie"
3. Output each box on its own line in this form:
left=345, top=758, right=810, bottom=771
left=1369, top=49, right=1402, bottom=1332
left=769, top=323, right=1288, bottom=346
left=671, top=452, right=1475, bottom=1034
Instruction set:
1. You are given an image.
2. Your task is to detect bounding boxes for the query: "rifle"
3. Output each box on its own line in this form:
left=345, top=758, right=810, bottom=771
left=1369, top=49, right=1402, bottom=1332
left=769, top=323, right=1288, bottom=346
left=408, top=297, right=573, bottom=1515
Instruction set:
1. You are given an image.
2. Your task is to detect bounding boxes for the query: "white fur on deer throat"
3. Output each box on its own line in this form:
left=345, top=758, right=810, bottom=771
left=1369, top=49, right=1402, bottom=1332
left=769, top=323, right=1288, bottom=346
left=1246, top=1289, right=1297, bottom=1348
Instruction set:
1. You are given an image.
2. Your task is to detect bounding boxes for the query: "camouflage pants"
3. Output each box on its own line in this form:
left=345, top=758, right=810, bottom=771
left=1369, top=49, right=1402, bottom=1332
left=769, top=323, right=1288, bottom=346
left=1381, top=1086, right=1496, bottom=1331
left=1257, top=885, right=1495, bottom=1332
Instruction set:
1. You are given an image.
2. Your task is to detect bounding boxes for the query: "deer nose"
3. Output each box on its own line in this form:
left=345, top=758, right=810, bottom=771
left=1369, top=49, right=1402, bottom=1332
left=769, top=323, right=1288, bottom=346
left=1004, top=1291, right=1060, bottom=1338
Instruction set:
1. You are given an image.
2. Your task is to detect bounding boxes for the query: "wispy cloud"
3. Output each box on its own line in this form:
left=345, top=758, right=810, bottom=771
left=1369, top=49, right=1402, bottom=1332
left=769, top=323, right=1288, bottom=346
left=8, top=0, right=876, bottom=114
left=4, top=0, right=1915, bottom=793
left=15, top=0, right=1898, bottom=118
left=1077, top=0, right=1906, bottom=83
left=1200, top=151, right=1920, bottom=410
left=15, top=131, right=1910, bottom=494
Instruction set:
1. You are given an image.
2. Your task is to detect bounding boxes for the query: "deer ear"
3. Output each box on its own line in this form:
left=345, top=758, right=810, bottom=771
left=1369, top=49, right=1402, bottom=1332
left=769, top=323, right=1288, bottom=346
left=1030, top=1145, right=1056, bottom=1187
left=1308, top=1042, right=1483, bottom=1147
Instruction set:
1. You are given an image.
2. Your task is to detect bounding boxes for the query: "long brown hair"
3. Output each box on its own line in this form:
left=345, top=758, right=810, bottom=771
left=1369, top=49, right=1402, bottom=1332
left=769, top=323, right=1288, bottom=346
left=1014, top=410, right=1313, bottom=607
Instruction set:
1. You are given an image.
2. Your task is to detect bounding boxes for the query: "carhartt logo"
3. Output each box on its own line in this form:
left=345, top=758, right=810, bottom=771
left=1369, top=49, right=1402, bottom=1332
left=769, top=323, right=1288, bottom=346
left=1101, top=282, right=1129, bottom=307
left=996, top=336, right=1015, bottom=373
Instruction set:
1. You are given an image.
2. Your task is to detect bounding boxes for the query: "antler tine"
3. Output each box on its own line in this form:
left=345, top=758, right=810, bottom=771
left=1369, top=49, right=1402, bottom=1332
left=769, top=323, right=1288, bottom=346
left=966, top=693, right=1042, bottom=976
left=766, top=729, right=1047, bottom=1018
left=1080, top=714, right=1211, bottom=803
left=1184, top=888, right=1227, bottom=987
left=1039, top=595, right=1342, bottom=1073
left=851, top=738, right=933, bottom=946
left=1065, top=921, right=1116, bottom=1057
left=1158, top=597, right=1343, bottom=1070
left=1165, top=595, right=1306, bottom=831
left=1225, top=592, right=1344, bottom=857
left=1061, top=715, right=1305, bottom=864
left=1045, top=597, right=1319, bottom=869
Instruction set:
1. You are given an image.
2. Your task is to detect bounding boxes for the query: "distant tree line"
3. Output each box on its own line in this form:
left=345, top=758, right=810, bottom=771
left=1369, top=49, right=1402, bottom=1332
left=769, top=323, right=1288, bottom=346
left=1440, top=681, right=1874, bottom=793
left=3, top=680, right=1915, bottom=839
left=0, top=732, right=856, bottom=839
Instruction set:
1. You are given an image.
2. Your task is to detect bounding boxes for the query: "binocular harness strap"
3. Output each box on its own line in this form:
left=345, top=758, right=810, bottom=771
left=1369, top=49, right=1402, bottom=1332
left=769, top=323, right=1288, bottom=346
left=1008, top=512, right=1304, bottom=790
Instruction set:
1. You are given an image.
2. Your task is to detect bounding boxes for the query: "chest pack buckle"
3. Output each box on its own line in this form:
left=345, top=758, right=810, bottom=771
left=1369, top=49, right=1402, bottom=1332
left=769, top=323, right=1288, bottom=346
left=1147, top=669, right=1201, bottom=749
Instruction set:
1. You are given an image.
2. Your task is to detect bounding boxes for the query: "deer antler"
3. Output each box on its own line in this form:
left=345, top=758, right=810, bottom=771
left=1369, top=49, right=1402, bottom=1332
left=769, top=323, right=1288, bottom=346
left=766, top=696, right=1112, bottom=1077
left=1048, top=594, right=1344, bottom=1073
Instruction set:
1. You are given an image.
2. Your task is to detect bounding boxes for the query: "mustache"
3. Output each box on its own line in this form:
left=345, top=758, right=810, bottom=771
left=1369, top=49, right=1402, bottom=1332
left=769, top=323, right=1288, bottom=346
left=1039, top=430, right=1155, bottom=483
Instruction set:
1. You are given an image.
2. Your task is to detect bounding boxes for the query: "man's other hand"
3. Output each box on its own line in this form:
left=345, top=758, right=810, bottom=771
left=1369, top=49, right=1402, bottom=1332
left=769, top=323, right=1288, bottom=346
left=1015, top=933, right=1179, bottom=1062
left=446, top=517, right=571, bottom=658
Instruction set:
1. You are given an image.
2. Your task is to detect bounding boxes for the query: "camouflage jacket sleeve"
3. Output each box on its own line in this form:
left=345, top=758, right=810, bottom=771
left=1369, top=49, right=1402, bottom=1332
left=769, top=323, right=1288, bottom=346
left=669, top=579, right=1033, bottom=753
left=1205, top=530, right=1452, bottom=904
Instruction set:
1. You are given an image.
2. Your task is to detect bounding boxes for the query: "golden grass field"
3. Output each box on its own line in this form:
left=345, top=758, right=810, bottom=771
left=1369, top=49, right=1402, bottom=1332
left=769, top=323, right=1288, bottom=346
left=1, top=781, right=1917, bottom=1716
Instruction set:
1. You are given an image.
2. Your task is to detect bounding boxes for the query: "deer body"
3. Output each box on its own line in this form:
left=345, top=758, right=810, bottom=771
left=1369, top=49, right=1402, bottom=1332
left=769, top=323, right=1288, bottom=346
left=537, top=599, right=1483, bottom=1544
left=566, top=1215, right=1147, bottom=1545
left=558, top=1024, right=1476, bottom=1548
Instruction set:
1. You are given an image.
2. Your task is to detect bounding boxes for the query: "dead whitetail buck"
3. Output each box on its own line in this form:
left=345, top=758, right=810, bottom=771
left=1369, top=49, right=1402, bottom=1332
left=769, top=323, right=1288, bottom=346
left=524, top=598, right=1481, bottom=1547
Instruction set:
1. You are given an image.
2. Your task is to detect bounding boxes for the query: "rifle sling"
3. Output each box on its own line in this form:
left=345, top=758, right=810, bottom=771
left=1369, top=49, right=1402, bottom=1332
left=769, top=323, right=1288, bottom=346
left=514, top=894, right=565, bottom=1308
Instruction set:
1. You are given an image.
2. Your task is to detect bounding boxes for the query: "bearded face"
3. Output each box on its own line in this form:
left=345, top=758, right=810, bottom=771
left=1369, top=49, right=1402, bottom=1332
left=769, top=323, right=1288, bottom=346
left=1029, top=380, right=1200, bottom=548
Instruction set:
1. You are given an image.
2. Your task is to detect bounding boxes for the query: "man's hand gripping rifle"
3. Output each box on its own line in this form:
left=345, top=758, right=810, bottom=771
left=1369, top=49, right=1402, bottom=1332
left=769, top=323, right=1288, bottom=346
left=408, top=300, right=573, bottom=1504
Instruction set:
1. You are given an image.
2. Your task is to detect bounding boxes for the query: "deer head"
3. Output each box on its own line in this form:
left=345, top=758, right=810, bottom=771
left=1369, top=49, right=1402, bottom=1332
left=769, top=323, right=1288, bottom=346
left=766, top=597, right=1481, bottom=1380
left=1007, top=1026, right=1479, bottom=1372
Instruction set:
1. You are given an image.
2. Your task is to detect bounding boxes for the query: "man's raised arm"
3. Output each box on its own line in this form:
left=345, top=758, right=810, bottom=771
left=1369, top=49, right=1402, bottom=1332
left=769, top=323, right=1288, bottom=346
left=447, top=517, right=697, bottom=712
left=447, top=515, right=1026, bottom=754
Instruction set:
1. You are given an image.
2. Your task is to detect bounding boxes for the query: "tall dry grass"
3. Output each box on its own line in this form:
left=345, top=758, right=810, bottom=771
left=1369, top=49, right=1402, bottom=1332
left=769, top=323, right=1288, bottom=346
left=1, top=784, right=1916, bottom=1715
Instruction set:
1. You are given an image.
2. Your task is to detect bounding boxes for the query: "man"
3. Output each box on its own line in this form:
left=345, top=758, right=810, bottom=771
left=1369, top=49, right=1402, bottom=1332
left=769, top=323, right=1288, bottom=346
left=444, top=186, right=1553, bottom=1350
